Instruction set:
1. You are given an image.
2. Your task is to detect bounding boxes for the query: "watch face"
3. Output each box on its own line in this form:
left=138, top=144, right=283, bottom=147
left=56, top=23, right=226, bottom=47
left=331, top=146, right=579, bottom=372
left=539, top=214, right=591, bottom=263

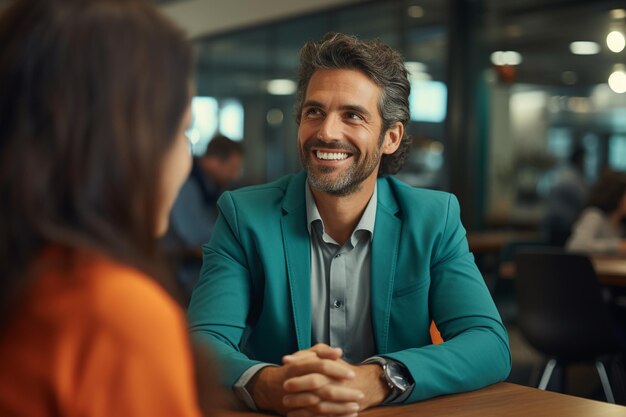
left=385, top=361, right=410, bottom=391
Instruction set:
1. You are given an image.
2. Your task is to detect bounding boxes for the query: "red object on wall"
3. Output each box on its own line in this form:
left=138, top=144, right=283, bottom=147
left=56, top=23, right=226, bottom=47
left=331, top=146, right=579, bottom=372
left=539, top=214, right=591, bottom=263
left=495, top=64, right=516, bottom=83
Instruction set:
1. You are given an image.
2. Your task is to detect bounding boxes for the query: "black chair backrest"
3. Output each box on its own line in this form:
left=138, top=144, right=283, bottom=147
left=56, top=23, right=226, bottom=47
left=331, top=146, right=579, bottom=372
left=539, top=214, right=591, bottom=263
left=515, top=248, right=620, bottom=361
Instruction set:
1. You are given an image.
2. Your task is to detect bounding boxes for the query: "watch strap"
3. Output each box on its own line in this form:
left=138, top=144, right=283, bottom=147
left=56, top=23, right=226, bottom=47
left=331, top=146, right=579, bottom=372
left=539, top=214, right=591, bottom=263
left=362, top=357, right=408, bottom=404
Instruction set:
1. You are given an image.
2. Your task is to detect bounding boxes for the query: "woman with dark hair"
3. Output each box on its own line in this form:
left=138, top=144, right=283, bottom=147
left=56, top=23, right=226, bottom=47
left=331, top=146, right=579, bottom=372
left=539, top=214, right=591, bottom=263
left=0, top=0, right=207, bottom=415
left=566, top=171, right=626, bottom=253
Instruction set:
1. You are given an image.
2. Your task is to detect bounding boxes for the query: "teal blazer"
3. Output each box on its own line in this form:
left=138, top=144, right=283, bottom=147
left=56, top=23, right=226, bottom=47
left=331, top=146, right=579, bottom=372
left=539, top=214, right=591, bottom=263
left=188, top=172, right=511, bottom=403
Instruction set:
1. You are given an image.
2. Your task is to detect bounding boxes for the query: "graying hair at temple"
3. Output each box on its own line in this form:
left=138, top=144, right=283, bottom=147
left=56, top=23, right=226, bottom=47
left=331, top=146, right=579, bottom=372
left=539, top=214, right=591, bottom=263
left=295, top=32, right=412, bottom=176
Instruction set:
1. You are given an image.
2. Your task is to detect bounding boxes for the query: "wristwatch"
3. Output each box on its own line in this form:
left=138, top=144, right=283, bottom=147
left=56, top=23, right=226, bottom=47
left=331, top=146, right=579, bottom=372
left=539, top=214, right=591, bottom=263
left=364, top=357, right=413, bottom=403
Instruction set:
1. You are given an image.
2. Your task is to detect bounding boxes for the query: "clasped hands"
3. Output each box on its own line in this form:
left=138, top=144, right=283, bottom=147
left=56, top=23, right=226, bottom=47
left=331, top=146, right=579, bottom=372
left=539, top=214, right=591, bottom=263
left=247, top=343, right=388, bottom=417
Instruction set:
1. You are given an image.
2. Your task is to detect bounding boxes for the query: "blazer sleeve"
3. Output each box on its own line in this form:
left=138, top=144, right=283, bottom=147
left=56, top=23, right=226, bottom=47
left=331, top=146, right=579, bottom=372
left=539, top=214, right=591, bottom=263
left=187, top=191, right=263, bottom=388
left=381, top=194, right=512, bottom=402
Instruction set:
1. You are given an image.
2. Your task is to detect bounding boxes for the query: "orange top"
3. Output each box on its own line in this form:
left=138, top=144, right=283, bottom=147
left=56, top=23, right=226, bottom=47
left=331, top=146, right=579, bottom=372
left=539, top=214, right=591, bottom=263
left=430, top=321, right=444, bottom=345
left=0, top=248, right=202, bottom=417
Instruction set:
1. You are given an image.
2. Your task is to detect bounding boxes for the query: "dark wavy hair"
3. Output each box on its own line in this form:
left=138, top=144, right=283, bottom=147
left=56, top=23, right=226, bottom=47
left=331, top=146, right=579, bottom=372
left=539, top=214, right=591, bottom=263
left=295, top=32, right=412, bottom=176
left=0, top=0, right=193, bottom=310
left=587, top=171, right=626, bottom=215
left=203, top=134, right=244, bottom=161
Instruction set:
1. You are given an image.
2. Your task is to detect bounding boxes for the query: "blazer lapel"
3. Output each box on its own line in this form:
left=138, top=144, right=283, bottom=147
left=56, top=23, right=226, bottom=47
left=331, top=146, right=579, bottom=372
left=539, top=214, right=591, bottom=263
left=371, top=178, right=401, bottom=354
left=281, top=172, right=312, bottom=350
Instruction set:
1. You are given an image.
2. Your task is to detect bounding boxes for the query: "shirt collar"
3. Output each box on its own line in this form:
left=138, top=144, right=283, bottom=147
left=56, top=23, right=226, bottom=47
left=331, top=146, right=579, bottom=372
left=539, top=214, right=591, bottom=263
left=305, top=179, right=377, bottom=242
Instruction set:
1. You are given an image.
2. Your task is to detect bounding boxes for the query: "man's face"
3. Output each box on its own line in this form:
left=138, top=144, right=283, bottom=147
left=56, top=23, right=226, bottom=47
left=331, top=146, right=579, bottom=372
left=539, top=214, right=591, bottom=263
left=205, top=153, right=242, bottom=187
left=298, top=68, right=387, bottom=196
left=218, top=153, right=242, bottom=185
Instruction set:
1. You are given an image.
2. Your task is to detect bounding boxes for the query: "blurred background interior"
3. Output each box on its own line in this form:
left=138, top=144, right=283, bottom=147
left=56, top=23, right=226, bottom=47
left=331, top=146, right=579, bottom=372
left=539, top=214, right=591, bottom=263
left=3, top=0, right=625, bottom=404
left=143, top=0, right=626, bottom=234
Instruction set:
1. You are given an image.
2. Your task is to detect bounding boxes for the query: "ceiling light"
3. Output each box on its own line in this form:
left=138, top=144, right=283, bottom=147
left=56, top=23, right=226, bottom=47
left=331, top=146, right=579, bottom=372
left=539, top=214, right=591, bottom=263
left=607, top=31, right=626, bottom=53
left=407, top=5, right=424, bottom=18
left=608, top=65, right=626, bottom=94
left=569, top=41, right=600, bottom=55
left=490, top=51, right=522, bottom=66
left=266, top=79, right=296, bottom=95
left=610, top=9, right=626, bottom=20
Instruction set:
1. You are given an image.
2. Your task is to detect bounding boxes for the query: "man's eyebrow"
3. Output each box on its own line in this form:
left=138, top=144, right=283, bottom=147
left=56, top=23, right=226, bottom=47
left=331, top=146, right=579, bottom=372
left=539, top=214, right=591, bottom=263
left=339, top=104, right=372, bottom=119
left=302, top=101, right=372, bottom=119
left=302, top=100, right=324, bottom=109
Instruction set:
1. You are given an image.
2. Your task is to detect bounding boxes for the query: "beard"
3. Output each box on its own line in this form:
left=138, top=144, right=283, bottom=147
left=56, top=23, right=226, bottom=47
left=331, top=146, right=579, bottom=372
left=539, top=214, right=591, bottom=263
left=299, top=135, right=383, bottom=196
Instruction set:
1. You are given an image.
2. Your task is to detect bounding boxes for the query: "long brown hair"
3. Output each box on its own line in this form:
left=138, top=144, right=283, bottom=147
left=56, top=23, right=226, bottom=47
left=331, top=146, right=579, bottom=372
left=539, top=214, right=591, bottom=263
left=0, top=0, right=193, bottom=312
left=587, top=170, right=626, bottom=215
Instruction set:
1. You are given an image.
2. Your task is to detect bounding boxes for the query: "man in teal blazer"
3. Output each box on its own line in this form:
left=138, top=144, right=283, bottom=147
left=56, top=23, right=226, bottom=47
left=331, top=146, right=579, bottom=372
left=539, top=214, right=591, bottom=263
left=188, top=32, right=511, bottom=416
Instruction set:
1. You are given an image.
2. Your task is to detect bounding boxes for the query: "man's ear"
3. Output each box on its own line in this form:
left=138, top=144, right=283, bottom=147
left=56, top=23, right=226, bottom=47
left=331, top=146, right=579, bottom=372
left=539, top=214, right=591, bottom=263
left=382, top=122, right=404, bottom=155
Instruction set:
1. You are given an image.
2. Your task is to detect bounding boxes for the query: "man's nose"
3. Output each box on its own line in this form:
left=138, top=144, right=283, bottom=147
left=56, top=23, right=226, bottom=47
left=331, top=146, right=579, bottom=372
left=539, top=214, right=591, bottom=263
left=317, top=113, right=342, bottom=141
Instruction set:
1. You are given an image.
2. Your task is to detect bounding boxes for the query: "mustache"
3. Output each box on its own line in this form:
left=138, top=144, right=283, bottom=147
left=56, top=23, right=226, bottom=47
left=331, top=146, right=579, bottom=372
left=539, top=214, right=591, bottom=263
left=303, top=139, right=359, bottom=154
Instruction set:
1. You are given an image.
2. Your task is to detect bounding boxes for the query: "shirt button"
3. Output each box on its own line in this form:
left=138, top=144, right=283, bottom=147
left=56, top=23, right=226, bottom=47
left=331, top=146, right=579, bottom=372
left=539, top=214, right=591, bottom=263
left=333, top=299, right=343, bottom=309
left=335, top=253, right=342, bottom=258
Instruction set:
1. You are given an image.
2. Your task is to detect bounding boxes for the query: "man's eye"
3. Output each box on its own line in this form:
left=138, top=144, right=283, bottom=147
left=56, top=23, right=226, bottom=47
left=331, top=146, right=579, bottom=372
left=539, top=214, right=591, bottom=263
left=304, top=108, right=322, bottom=117
left=346, top=113, right=363, bottom=120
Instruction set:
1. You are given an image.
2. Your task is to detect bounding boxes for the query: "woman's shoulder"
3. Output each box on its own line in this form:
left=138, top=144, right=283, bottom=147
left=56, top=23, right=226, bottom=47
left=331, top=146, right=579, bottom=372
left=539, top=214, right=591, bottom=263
left=79, top=254, right=186, bottom=343
left=1, top=249, right=199, bottom=417
left=30, top=249, right=186, bottom=349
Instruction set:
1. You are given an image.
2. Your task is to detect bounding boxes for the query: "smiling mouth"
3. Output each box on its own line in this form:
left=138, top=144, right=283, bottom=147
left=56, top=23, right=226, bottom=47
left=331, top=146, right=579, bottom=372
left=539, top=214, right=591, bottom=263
left=315, top=150, right=351, bottom=161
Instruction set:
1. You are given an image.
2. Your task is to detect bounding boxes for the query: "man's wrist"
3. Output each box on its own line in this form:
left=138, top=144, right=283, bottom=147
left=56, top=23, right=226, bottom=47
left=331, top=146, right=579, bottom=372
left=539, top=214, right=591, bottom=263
left=245, top=366, right=275, bottom=411
left=359, top=363, right=391, bottom=407
left=233, top=363, right=278, bottom=411
left=362, top=357, right=414, bottom=404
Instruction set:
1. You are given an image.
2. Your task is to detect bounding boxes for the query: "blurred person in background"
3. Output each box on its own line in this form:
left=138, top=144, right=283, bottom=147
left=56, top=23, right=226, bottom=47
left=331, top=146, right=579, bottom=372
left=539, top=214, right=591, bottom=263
left=566, top=170, right=626, bottom=254
left=162, top=134, right=243, bottom=305
left=0, top=0, right=218, bottom=415
left=541, top=146, right=588, bottom=246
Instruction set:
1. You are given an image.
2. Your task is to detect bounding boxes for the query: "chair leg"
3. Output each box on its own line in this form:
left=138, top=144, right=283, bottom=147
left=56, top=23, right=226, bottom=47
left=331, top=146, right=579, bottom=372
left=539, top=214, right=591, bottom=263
left=609, top=356, right=626, bottom=405
left=596, top=361, right=616, bottom=404
left=538, top=359, right=557, bottom=390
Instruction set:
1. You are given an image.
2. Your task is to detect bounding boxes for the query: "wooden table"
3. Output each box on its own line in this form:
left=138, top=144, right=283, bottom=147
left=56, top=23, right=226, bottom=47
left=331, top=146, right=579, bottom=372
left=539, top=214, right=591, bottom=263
left=499, top=256, right=626, bottom=287
left=592, top=257, right=626, bottom=287
left=217, top=382, right=626, bottom=417
left=467, top=230, right=539, bottom=254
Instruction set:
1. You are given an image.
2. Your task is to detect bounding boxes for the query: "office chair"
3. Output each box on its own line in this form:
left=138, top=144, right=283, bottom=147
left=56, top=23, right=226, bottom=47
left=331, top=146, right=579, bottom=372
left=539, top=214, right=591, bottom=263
left=514, top=248, right=625, bottom=403
left=493, top=240, right=548, bottom=324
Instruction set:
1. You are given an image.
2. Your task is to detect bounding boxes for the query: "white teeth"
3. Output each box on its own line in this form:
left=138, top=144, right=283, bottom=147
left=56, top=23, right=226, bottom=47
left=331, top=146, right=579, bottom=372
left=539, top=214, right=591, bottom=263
left=316, top=151, right=349, bottom=160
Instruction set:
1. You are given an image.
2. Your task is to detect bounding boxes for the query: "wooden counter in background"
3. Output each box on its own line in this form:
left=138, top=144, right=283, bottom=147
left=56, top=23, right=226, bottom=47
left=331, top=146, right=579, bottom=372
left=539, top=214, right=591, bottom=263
left=500, top=256, right=626, bottom=287
left=467, top=230, right=539, bottom=254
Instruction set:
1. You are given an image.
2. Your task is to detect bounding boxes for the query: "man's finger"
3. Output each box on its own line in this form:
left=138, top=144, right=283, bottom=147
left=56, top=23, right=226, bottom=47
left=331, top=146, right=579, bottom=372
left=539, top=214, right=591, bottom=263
left=283, top=344, right=343, bottom=364
left=308, top=343, right=343, bottom=360
left=316, top=385, right=365, bottom=402
left=282, top=392, right=321, bottom=408
left=283, top=350, right=318, bottom=364
left=283, top=373, right=332, bottom=392
left=284, top=360, right=355, bottom=382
